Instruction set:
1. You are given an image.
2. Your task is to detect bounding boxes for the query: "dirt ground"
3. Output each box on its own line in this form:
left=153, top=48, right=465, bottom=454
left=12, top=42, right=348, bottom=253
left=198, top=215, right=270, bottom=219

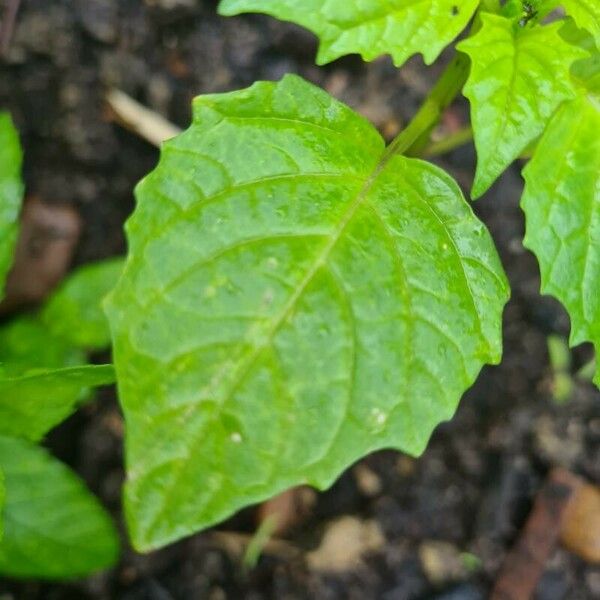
left=1, top=1, right=599, bottom=598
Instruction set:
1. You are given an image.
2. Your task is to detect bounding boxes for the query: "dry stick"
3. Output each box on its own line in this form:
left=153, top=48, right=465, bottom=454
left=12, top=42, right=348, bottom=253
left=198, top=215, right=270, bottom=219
left=0, top=0, right=21, bottom=57
left=105, top=89, right=182, bottom=147
left=491, top=469, right=584, bottom=600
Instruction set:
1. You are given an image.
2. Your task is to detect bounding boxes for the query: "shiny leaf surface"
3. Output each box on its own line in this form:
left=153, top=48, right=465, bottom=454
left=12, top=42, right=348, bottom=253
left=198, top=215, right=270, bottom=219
left=219, top=0, right=479, bottom=66
left=458, top=13, right=586, bottom=197
left=522, top=92, right=600, bottom=385
left=0, top=435, right=118, bottom=578
left=106, top=75, right=509, bottom=550
left=0, top=114, right=23, bottom=300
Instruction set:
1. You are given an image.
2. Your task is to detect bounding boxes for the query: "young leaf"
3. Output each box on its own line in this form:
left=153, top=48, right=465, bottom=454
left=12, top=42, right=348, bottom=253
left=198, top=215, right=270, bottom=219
left=106, top=75, right=509, bottom=550
left=0, top=315, right=86, bottom=377
left=561, top=22, right=600, bottom=93
left=40, top=258, right=124, bottom=350
left=0, top=435, right=119, bottom=578
left=458, top=13, right=586, bottom=198
left=560, top=1, right=600, bottom=45
left=219, top=0, right=479, bottom=67
left=522, top=93, right=600, bottom=385
left=0, top=364, right=115, bottom=441
left=0, top=113, right=23, bottom=300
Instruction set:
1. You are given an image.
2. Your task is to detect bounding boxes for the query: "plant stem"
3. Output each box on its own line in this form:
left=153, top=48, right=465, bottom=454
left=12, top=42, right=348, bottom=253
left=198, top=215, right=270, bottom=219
left=385, top=0, right=500, bottom=161
left=384, top=51, right=471, bottom=159
left=422, top=125, right=473, bottom=158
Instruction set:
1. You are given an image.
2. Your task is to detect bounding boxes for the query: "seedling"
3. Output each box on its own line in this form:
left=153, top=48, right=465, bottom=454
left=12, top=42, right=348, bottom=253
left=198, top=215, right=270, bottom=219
left=0, top=114, right=121, bottom=578
left=105, top=0, right=599, bottom=551
left=1, top=0, right=599, bottom=572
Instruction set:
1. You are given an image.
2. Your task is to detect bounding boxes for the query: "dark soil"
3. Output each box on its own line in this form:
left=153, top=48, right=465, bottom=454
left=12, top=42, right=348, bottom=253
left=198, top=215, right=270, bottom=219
left=1, top=1, right=599, bottom=598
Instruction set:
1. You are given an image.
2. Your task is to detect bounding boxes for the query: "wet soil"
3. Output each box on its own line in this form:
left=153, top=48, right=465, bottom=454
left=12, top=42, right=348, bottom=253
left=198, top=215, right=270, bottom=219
left=1, top=1, right=599, bottom=598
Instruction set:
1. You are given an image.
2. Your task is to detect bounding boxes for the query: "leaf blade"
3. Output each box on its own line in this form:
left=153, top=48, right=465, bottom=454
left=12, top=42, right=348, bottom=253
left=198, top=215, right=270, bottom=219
left=522, top=93, right=600, bottom=384
left=0, top=435, right=118, bottom=578
left=458, top=14, right=586, bottom=198
left=40, top=257, right=124, bottom=350
left=561, top=0, right=600, bottom=45
left=0, top=364, right=116, bottom=441
left=106, top=75, right=509, bottom=550
left=219, top=0, right=479, bottom=67
left=0, top=113, right=23, bottom=300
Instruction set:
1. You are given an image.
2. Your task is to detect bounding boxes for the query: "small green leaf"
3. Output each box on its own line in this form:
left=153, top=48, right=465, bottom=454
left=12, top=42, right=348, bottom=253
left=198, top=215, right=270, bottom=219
left=0, top=435, right=118, bottom=578
left=458, top=13, right=586, bottom=198
left=0, top=113, right=23, bottom=300
left=522, top=93, right=600, bottom=385
left=560, top=20, right=600, bottom=93
left=40, top=258, right=124, bottom=350
left=219, top=0, right=479, bottom=67
left=0, top=364, right=115, bottom=441
left=560, top=1, right=600, bottom=45
left=0, top=315, right=86, bottom=377
left=106, top=75, right=509, bottom=550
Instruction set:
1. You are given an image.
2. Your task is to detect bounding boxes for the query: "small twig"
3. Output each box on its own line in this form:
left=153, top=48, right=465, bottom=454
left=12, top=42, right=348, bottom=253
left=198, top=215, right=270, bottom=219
left=0, top=0, right=22, bottom=57
left=491, top=468, right=583, bottom=600
left=105, top=89, right=182, bottom=147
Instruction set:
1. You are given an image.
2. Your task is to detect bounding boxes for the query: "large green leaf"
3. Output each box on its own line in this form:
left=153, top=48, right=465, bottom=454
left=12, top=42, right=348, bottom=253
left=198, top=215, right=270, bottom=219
left=522, top=92, right=600, bottom=385
left=458, top=13, right=586, bottom=198
left=0, top=113, right=23, bottom=300
left=0, top=435, right=118, bottom=578
left=40, top=258, right=124, bottom=350
left=219, top=0, right=479, bottom=67
left=0, top=364, right=115, bottom=441
left=106, top=75, right=509, bottom=550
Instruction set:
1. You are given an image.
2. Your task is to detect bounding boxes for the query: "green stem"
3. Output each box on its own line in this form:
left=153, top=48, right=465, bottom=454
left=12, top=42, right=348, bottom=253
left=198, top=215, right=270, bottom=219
left=423, top=125, right=473, bottom=158
left=385, top=51, right=471, bottom=158
left=385, top=0, right=500, bottom=160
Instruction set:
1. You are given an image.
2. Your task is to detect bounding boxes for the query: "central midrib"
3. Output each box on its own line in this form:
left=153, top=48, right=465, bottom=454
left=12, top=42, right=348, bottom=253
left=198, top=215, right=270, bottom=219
left=142, top=144, right=399, bottom=541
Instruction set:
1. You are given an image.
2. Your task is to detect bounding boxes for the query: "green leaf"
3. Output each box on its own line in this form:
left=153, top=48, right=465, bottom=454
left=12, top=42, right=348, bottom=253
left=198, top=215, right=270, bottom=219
left=0, top=315, right=86, bottom=377
left=560, top=20, right=600, bottom=93
left=40, top=258, right=124, bottom=350
left=560, top=1, right=600, bottom=45
left=458, top=13, right=586, bottom=198
left=522, top=92, right=600, bottom=385
left=0, top=113, right=23, bottom=300
left=0, top=364, right=115, bottom=441
left=0, top=467, right=4, bottom=542
left=219, top=0, right=479, bottom=67
left=0, top=435, right=118, bottom=578
left=105, top=74, right=509, bottom=550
